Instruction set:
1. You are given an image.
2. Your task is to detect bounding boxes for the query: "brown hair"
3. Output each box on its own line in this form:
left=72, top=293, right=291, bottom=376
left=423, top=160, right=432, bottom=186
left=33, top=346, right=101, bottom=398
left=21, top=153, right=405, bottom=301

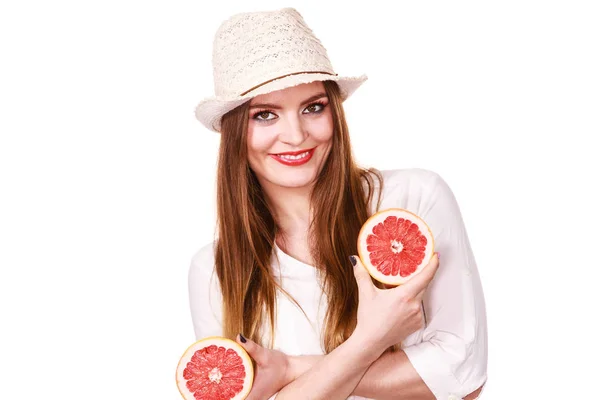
left=213, top=80, right=384, bottom=353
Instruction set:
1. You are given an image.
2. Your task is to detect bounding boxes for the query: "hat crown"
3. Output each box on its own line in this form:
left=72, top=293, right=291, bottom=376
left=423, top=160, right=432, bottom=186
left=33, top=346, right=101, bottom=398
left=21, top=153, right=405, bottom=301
left=211, top=8, right=335, bottom=98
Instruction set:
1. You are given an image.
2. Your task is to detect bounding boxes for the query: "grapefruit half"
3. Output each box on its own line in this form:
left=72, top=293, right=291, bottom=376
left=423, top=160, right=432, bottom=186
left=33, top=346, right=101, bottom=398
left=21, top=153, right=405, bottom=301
left=357, top=208, right=435, bottom=286
left=176, top=336, right=254, bottom=400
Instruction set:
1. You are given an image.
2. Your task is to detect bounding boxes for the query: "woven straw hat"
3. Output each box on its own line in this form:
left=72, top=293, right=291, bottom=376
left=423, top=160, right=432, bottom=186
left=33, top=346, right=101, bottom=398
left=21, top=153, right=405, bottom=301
left=195, top=7, right=368, bottom=132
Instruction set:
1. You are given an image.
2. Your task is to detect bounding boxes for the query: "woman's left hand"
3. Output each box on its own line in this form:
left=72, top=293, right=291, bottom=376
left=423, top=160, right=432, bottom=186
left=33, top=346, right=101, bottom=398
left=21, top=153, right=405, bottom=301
left=236, top=334, right=291, bottom=400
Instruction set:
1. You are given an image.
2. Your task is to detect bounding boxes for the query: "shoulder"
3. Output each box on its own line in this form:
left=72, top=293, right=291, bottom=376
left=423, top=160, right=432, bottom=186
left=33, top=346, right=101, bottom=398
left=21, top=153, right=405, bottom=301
left=373, top=168, right=453, bottom=212
left=379, top=167, right=445, bottom=189
left=189, top=241, right=217, bottom=279
left=375, top=168, right=468, bottom=241
left=192, top=240, right=216, bottom=261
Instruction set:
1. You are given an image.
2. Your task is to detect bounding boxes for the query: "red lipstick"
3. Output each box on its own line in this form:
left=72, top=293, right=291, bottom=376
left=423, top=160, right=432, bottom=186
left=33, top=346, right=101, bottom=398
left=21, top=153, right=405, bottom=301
left=269, top=148, right=316, bottom=166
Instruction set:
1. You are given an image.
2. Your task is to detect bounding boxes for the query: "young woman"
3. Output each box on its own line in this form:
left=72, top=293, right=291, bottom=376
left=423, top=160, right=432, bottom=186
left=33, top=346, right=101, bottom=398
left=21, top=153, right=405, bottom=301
left=189, top=8, right=487, bottom=400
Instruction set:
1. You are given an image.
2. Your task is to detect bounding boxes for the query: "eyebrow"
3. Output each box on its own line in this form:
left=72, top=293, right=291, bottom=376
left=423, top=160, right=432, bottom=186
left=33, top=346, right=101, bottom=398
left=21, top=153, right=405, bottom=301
left=249, top=92, right=328, bottom=110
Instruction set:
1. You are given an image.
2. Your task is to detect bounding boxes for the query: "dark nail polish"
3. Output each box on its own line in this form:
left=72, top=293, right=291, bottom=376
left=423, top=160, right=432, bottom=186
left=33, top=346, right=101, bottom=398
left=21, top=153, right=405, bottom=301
left=239, top=333, right=246, bottom=343
left=349, top=255, right=357, bottom=266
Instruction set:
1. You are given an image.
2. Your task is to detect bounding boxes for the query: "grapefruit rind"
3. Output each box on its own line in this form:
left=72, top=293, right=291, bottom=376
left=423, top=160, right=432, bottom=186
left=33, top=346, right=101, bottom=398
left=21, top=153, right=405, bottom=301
left=176, top=336, right=254, bottom=400
left=357, top=208, right=435, bottom=286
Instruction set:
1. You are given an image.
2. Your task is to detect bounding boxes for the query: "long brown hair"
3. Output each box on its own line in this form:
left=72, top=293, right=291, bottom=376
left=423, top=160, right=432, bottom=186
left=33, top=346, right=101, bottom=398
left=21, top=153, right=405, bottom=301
left=214, top=80, right=383, bottom=353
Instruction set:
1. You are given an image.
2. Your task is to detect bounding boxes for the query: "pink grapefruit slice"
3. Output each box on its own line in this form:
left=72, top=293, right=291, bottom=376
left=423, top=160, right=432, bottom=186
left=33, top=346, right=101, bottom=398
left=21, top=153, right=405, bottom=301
left=357, top=208, right=435, bottom=286
left=176, top=336, right=254, bottom=400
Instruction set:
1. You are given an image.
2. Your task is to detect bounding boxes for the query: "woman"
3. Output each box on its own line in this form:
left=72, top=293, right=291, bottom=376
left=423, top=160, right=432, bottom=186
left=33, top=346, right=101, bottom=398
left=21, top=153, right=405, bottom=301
left=189, top=7, right=487, bottom=400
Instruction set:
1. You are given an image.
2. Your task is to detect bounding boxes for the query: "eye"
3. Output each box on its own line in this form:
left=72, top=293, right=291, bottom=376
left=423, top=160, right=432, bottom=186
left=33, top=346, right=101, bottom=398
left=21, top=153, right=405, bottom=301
left=303, top=102, right=326, bottom=114
left=253, top=110, right=277, bottom=122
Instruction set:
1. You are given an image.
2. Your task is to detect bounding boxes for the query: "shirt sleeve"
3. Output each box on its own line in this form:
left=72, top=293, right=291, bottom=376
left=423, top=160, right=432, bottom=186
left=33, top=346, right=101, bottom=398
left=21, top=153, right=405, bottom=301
left=400, top=170, right=488, bottom=399
left=188, top=242, right=224, bottom=340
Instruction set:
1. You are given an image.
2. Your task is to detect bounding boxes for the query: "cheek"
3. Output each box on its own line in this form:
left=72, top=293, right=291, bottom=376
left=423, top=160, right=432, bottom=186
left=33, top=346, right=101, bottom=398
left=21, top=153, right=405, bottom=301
left=309, top=113, right=334, bottom=143
left=248, top=127, right=269, bottom=152
left=247, top=124, right=277, bottom=155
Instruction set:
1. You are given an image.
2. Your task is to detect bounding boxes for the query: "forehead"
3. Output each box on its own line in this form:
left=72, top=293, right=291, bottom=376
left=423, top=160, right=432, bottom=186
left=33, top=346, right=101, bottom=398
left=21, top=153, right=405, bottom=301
left=249, top=81, right=326, bottom=105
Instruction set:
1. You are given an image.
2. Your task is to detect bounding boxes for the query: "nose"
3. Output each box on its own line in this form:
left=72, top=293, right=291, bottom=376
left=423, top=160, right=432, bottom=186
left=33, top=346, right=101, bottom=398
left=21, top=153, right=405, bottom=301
left=278, top=114, right=307, bottom=146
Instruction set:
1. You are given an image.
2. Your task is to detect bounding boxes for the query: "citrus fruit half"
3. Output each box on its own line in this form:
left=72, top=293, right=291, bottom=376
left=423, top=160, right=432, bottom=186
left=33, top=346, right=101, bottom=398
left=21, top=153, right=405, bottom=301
left=176, top=336, right=254, bottom=400
left=357, top=208, right=435, bottom=286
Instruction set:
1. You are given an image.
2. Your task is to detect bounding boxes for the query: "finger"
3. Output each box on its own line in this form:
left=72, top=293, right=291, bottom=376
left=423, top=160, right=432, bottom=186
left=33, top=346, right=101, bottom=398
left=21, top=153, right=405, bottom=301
left=351, top=255, right=374, bottom=297
left=236, top=333, right=267, bottom=365
left=414, top=287, right=427, bottom=303
left=401, top=252, right=440, bottom=297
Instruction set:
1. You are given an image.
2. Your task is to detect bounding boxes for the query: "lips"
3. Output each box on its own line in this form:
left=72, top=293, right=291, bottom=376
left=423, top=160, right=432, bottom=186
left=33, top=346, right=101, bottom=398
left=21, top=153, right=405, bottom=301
left=269, top=147, right=316, bottom=166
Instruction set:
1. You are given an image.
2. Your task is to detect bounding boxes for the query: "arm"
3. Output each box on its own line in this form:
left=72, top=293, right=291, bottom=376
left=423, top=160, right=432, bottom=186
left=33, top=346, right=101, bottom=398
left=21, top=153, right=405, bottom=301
left=275, top=333, right=377, bottom=400
left=189, top=245, right=378, bottom=400
left=288, top=350, right=434, bottom=400
left=284, top=170, right=487, bottom=399
left=287, top=349, right=482, bottom=400
left=237, top=341, right=432, bottom=400
left=188, top=242, right=223, bottom=340
left=272, top=255, right=440, bottom=400
left=238, top=255, right=440, bottom=400
left=399, top=171, right=487, bottom=398
left=189, top=245, right=385, bottom=400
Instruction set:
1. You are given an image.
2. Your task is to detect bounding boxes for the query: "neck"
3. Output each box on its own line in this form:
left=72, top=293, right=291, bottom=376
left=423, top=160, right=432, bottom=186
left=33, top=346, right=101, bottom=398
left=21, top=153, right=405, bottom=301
left=260, top=182, right=313, bottom=240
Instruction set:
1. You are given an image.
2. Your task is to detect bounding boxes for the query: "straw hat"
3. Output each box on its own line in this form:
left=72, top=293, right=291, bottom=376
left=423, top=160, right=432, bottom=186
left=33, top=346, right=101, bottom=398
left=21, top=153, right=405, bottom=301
left=195, top=7, right=368, bottom=132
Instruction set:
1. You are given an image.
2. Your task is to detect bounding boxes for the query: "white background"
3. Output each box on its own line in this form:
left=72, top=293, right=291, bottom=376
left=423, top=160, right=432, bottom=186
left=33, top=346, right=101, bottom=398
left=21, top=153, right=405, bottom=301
left=1, top=1, right=599, bottom=398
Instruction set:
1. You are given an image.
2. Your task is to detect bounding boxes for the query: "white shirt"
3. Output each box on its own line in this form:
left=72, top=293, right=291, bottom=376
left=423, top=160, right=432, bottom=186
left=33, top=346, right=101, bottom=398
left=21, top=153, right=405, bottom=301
left=188, top=168, right=488, bottom=400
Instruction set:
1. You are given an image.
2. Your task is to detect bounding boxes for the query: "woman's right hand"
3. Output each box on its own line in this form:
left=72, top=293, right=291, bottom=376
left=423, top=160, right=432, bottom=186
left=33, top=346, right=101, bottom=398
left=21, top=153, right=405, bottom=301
left=350, top=253, right=440, bottom=360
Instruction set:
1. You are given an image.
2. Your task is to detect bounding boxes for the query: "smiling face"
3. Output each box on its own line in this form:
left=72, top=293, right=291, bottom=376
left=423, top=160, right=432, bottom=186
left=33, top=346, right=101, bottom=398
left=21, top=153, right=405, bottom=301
left=246, top=81, right=334, bottom=194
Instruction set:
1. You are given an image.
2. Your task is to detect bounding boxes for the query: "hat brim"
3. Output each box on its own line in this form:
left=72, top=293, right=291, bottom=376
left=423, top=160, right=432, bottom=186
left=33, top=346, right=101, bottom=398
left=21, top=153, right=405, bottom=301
left=195, top=73, right=368, bottom=133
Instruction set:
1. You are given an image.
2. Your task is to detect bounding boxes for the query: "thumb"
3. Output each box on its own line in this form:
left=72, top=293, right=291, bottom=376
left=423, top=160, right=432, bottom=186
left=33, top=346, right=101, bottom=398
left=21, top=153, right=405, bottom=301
left=236, top=333, right=266, bottom=365
left=351, top=255, right=373, bottom=296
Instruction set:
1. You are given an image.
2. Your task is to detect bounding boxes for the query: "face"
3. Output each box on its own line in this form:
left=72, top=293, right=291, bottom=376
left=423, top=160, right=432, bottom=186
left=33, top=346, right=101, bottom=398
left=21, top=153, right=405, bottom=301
left=246, top=81, right=334, bottom=194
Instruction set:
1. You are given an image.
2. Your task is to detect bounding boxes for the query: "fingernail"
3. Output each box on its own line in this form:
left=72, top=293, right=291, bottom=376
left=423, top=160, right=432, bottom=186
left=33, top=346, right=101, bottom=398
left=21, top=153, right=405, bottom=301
left=435, top=252, right=440, bottom=260
left=349, top=255, right=357, bottom=266
left=239, top=333, right=246, bottom=343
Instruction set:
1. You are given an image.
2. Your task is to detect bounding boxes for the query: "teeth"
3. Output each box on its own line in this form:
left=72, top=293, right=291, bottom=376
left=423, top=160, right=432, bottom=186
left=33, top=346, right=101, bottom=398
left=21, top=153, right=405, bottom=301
left=278, top=151, right=310, bottom=160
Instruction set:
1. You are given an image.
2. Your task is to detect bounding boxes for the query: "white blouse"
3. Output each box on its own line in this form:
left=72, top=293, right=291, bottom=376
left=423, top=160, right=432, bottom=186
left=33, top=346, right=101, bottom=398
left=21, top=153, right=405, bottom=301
left=188, top=168, right=488, bottom=400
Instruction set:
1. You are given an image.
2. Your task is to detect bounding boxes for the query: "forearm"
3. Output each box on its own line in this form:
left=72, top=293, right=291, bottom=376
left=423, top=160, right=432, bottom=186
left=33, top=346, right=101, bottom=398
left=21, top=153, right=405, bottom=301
left=355, top=350, right=434, bottom=399
left=288, top=349, right=434, bottom=400
left=276, top=334, right=378, bottom=400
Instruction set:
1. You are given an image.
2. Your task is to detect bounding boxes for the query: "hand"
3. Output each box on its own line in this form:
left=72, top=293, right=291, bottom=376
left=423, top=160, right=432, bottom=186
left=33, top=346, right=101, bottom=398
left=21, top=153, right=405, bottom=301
left=236, top=334, right=291, bottom=400
left=351, top=253, right=440, bottom=360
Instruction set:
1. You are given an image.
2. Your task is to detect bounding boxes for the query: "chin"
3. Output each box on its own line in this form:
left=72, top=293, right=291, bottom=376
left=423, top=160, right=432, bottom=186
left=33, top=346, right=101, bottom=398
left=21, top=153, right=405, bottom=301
left=266, top=168, right=319, bottom=189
